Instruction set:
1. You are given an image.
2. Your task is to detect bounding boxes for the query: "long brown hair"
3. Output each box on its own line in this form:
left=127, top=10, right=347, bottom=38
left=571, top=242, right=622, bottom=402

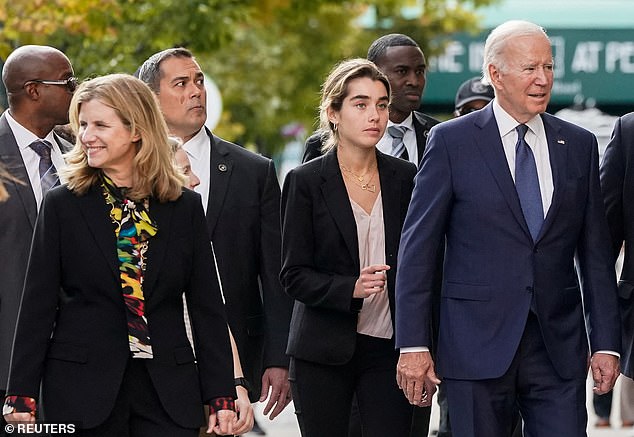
left=318, top=58, right=391, bottom=153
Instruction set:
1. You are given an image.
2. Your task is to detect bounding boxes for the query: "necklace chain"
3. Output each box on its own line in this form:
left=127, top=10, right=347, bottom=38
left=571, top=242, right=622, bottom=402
left=340, top=164, right=375, bottom=183
left=340, top=166, right=377, bottom=193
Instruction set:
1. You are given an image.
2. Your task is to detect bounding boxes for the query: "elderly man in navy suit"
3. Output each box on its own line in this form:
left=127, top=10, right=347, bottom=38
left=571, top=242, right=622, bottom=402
left=395, top=20, right=621, bottom=437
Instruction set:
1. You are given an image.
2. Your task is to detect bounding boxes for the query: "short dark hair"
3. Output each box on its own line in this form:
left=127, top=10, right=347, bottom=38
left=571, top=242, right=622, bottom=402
left=136, top=47, right=194, bottom=93
left=367, top=34, right=419, bottom=64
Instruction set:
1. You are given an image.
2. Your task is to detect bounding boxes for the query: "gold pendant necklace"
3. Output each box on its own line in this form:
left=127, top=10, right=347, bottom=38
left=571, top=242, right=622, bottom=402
left=341, top=167, right=377, bottom=193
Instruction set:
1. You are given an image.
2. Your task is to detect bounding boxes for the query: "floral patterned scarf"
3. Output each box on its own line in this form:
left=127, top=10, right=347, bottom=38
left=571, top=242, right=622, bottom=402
left=101, top=173, right=158, bottom=358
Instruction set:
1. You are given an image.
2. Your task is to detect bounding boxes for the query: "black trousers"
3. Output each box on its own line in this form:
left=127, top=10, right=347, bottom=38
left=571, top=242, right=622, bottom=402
left=290, top=334, right=413, bottom=437
left=76, top=357, right=199, bottom=437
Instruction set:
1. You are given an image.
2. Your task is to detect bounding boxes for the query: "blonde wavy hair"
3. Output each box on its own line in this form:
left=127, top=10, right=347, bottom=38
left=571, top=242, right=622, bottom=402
left=61, top=73, right=185, bottom=202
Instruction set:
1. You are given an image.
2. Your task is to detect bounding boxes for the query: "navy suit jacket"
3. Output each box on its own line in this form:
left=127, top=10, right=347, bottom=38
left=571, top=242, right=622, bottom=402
left=6, top=185, right=234, bottom=428
left=600, top=111, right=634, bottom=379
left=281, top=149, right=416, bottom=364
left=396, top=104, right=621, bottom=381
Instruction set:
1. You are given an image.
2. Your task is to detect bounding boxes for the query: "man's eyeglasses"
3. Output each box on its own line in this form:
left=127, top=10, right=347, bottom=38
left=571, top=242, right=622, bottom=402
left=23, top=77, right=78, bottom=92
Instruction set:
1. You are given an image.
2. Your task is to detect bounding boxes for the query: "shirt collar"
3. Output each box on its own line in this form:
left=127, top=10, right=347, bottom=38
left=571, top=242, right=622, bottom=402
left=5, top=110, right=57, bottom=151
left=387, top=112, right=414, bottom=131
left=182, top=127, right=208, bottom=161
left=492, top=99, right=544, bottom=138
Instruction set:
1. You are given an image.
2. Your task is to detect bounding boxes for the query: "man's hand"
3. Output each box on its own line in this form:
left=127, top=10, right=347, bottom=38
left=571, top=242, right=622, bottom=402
left=260, top=367, right=291, bottom=420
left=590, top=352, right=620, bottom=395
left=397, top=351, right=440, bottom=407
left=206, top=409, right=236, bottom=435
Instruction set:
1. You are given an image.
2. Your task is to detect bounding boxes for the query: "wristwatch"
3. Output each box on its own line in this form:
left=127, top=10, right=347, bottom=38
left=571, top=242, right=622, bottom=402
left=234, top=377, right=251, bottom=393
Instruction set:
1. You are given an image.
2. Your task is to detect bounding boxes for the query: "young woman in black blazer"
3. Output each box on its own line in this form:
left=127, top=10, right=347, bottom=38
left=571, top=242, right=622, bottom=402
left=281, top=59, right=417, bottom=437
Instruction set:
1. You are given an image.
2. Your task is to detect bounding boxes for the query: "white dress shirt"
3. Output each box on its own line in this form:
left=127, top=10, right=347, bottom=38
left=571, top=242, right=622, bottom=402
left=492, top=100, right=553, bottom=217
left=182, top=128, right=211, bottom=213
left=5, top=111, right=65, bottom=210
left=376, top=113, right=418, bottom=166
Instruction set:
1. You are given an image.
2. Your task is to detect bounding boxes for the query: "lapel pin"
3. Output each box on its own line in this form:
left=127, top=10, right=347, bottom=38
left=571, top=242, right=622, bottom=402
left=557, top=139, right=565, bottom=144
left=218, top=163, right=227, bottom=172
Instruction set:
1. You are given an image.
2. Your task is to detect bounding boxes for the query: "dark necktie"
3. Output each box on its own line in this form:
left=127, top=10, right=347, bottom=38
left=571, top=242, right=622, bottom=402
left=29, top=139, right=59, bottom=195
left=388, top=125, right=409, bottom=161
left=514, top=124, right=543, bottom=241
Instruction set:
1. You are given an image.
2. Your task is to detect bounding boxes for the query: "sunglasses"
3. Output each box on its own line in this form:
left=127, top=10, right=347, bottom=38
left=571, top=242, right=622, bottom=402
left=23, top=76, right=79, bottom=92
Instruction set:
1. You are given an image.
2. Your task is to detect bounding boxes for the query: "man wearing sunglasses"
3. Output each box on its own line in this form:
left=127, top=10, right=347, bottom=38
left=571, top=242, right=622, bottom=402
left=0, top=45, right=75, bottom=437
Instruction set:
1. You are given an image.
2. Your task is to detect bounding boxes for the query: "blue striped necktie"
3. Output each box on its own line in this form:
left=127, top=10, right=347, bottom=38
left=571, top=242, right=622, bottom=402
left=514, top=124, right=543, bottom=241
left=30, top=139, right=59, bottom=195
left=388, top=125, right=409, bottom=161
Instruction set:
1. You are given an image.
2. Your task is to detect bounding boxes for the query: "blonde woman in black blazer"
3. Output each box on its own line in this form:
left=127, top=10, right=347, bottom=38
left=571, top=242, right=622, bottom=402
left=281, top=59, right=416, bottom=437
left=3, top=74, right=236, bottom=437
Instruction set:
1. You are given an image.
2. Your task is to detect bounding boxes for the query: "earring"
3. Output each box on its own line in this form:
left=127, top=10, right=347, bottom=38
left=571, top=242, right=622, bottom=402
left=333, top=123, right=338, bottom=132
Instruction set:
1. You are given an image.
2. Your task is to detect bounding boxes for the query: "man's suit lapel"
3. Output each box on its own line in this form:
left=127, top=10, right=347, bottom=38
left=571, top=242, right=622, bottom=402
left=473, top=106, right=533, bottom=240
left=0, top=113, right=37, bottom=227
left=77, top=185, right=119, bottom=280
left=412, top=112, right=434, bottom=165
left=143, top=198, right=174, bottom=298
left=205, top=129, right=232, bottom=235
left=537, top=114, right=568, bottom=242
left=319, top=151, right=359, bottom=269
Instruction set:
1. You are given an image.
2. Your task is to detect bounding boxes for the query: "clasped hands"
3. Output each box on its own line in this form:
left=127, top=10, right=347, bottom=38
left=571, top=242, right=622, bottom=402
left=396, top=351, right=441, bottom=407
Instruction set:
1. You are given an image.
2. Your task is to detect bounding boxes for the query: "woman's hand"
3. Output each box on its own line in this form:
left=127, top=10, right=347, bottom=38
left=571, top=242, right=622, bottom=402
left=206, top=408, right=236, bottom=435
left=233, top=385, right=254, bottom=435
left=3, top=412, right=35, bottom=425
left=353, top=264, right=390, bottom=298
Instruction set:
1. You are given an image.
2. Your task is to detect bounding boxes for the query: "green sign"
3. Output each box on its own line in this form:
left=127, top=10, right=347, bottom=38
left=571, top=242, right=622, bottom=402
left=424, top=29, right=634, bottom=105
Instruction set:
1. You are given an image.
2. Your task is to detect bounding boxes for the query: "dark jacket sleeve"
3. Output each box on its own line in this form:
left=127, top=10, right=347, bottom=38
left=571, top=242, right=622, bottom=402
left=258, top=160, right=293, bottom=368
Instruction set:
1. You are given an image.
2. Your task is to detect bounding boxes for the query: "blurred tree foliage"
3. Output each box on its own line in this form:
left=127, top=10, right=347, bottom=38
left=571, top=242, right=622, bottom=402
left=0, top=0, right=497, bottom=156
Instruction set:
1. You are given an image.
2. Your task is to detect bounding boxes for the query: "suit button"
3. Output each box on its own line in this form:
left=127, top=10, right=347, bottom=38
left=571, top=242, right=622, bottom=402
left=526, top=286, right=533, bottom=293
left=533, top=247, right=539, bottom=253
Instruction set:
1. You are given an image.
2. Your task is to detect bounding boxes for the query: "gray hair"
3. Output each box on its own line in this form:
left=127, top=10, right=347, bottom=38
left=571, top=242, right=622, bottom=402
left=481, top=20, right=550, bottom=85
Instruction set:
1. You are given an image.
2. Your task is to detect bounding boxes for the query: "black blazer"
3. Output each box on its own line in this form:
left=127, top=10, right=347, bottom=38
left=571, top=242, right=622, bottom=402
left=203, top=130, right=293, bottom=398
left=0, top=112, right=71, bottom=394
left=600, top=111, right=634, bottom=379
left=6, top=184, right=234, bottom=428
left=280, top=149, right=416, bottom=364
left=301, top=110, right=440, bottom=165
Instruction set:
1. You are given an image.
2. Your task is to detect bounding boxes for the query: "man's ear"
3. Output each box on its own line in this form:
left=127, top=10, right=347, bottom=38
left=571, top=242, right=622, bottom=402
left=23, top=82, right=40, bottom=101
left=488, top=64, right=502, bottom=89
